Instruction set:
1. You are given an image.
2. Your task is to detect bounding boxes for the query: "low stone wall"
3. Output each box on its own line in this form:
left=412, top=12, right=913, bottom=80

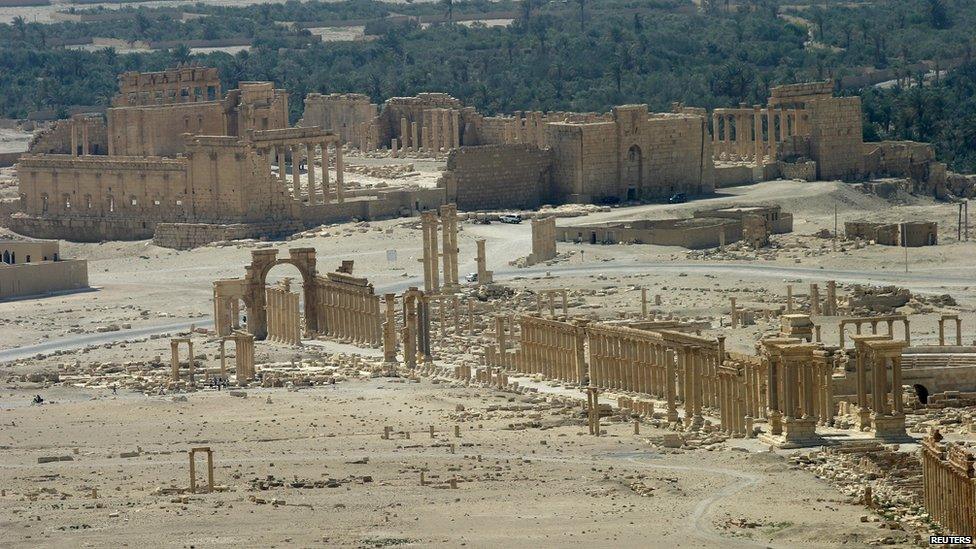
left=439, top=144, right=551, bottom=211
left=152, top=221, right=305, bottom=250
left=0, top=259, right=89, bottom=300
left=779, top=160, right=817, bottom=181
left=7, top=213, right=154, bottom=241
left=713, top=165, right=755, bottom=188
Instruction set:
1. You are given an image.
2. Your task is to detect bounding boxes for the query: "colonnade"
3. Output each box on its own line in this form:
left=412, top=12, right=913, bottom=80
left=401, top=288, right=432, bottom=369
left=839, top=314, right=911, bottom=348
left=922, top=430, right=976, bottom=537
left=265, top=283, right=301, bottom=345
left=395, top=109, right=461, bottom=154
left=535, top=289, right=568, bottom=318
left=212, top=279, right=245, bottom=337
left=257, top=138, right=345, bottom=204
left=220, top=331, right=255, bottom=382
left=515, top=315, right=586, bottom=384
left=938, top=314, right=963, bottom=346
left=69, top=115, right=99, bottom=156
left=170, top=337, right=194, bottom=383
left=711, top=106, right=806, bottom=165
left=501, top=111, right=547, bottom=147
left=851, top=336, right=909, bottom=440
left=316, top=273, right=382, bottom=347
left=420, top=204, right=460, bottom=293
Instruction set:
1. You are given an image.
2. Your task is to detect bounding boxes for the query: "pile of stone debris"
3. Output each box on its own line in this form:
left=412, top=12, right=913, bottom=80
left=791, top=442, right=931, bottom=545
left=344, top=163, right=417, bottom=179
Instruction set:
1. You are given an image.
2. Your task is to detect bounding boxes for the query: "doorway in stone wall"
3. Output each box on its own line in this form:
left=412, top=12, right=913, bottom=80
left=625, top=145, right=643, bottom=198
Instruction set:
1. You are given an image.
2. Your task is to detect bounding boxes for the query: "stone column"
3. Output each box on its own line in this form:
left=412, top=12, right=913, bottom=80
left=411, top=122, right=419, bottom=155
left=401, top=117, right=410, bottom=150
left=665, top=348, right=678, bottom=422
left=767, top=107, right=777, bottom=161
left=810, top=283, right=821, bottom=315
left=276, top=147, right=286, bottom=183
left=335, top=144, right=345, bottom=203
left=81, top=122, right=90, bottom=156
left=753, top=106, right=763, bottom=166
left=306, top=142, right=317, bottom=203
left=452, top=110, right=461, bottom=149
left=321, top=141, right=331, bottom=203
left=421, top=211, right=439, bottom=293
left=71, top=123, right=79, bottom=157
left=475, top=239, right=492, bottom=285
left=825, top=280, right=837, bottom=316
left=786, top=284, right=794, bottom=312
left=391, top=138, right=398, bottom=158
left=171, top=340, right=180, bottom=381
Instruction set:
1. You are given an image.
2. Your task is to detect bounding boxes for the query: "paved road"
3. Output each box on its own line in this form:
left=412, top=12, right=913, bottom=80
left=0, top=319, right=213, bottom=363
left=3, top=257, right=969, bottom=364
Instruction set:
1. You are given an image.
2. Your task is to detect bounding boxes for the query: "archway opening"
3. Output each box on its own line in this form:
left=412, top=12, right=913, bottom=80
left=264, top=262, right=308, bottom=340
left=913, top=384, right=929, bottom=405
left=625, top=144, right=643, bottom=198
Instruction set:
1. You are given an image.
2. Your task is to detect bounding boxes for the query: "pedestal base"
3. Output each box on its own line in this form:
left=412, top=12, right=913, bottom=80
left=759, top=417, right=825, bottom=448
left=871, top=413, right=912, bottom=443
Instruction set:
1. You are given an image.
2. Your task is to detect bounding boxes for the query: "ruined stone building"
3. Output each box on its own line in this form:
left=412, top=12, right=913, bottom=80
left=12, top=66, right=444, bottom=245
left=0, top=239, right=88, bottom=300
left=709, top=81, right=947, bottom=194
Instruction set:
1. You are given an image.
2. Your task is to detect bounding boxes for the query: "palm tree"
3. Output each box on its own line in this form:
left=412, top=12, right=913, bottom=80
left=441, top=0, right=454, bottom=24
left=12, top=16, right=27, bottom=41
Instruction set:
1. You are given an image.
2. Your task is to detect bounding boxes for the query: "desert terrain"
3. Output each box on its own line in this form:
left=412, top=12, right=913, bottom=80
left=2, top=150, right=974, bottom=546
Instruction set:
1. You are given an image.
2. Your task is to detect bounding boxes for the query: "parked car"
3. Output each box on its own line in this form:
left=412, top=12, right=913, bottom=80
left=499, top=214, right=523, bottom=224
left=668, top=192, right=688, bottom=204
left=465, top=272, right=478, bottom=283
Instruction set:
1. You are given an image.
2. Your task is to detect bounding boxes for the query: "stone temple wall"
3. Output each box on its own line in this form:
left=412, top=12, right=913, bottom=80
left=299, top=93, right=378, bottom=145
left=439, top=144, right=552, bottom=211
left=808, top=97, right=864, bottom=181
left=547, top=111, right=714, bottom=204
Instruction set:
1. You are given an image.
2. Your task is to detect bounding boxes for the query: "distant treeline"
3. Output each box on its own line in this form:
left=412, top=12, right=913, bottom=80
left=2, top=0, right=976, bottom=171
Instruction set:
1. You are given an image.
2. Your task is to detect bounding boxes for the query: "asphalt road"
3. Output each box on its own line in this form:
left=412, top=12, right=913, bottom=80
left=2, top=258, right=969, bottom=364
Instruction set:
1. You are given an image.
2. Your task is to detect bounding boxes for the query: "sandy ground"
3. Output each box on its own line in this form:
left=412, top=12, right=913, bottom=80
left=2, top=152, right=974, bottom=546
left=0, top=380, right=891, bottom=548
left=0, top=127, right=32, bottom=154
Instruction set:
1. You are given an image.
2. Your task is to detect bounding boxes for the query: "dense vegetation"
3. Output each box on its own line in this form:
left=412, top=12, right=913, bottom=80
left=2, top=0, right=976, bottom=171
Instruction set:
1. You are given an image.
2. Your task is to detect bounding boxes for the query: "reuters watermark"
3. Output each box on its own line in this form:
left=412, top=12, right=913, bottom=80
left=929, top=535, right=973, bottom=545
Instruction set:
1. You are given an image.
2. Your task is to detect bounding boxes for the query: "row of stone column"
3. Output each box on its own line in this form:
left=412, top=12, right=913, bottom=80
left=213, top=294, right=241, bottom=337
left=264, top=140, right=345, bottom=205
left=266, top=286, right=301, bottom=345
left=938, top=314, right=963, bottom=346
left=220, top=332, right=255, bottom=382
left=759, top=339, right=836, bottom=445
left=395, top=110, right=461, bottom=154
left=717, top=365, right=747, bottom=437
left=806, top=281, right=839, bottom=316
left=69, top=116, right=97, bottom=157
left=318, top=284, right=382, bottom=347
left=170, top=338, right=194, bottom=383
left=515, top=316, right=586, bottom=384
left=405, top=289, right=433, bottom=368
left=502, top=111, right=547, bottom=147
left=711, top=107, right=805, bottom=165
left=420, top=204, right=460, bottom=293
left=839, top=315, right=911, bottom=348
left=535, top=289, right=568, bottom=318
left=921, top=431, right=976, bottom=537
